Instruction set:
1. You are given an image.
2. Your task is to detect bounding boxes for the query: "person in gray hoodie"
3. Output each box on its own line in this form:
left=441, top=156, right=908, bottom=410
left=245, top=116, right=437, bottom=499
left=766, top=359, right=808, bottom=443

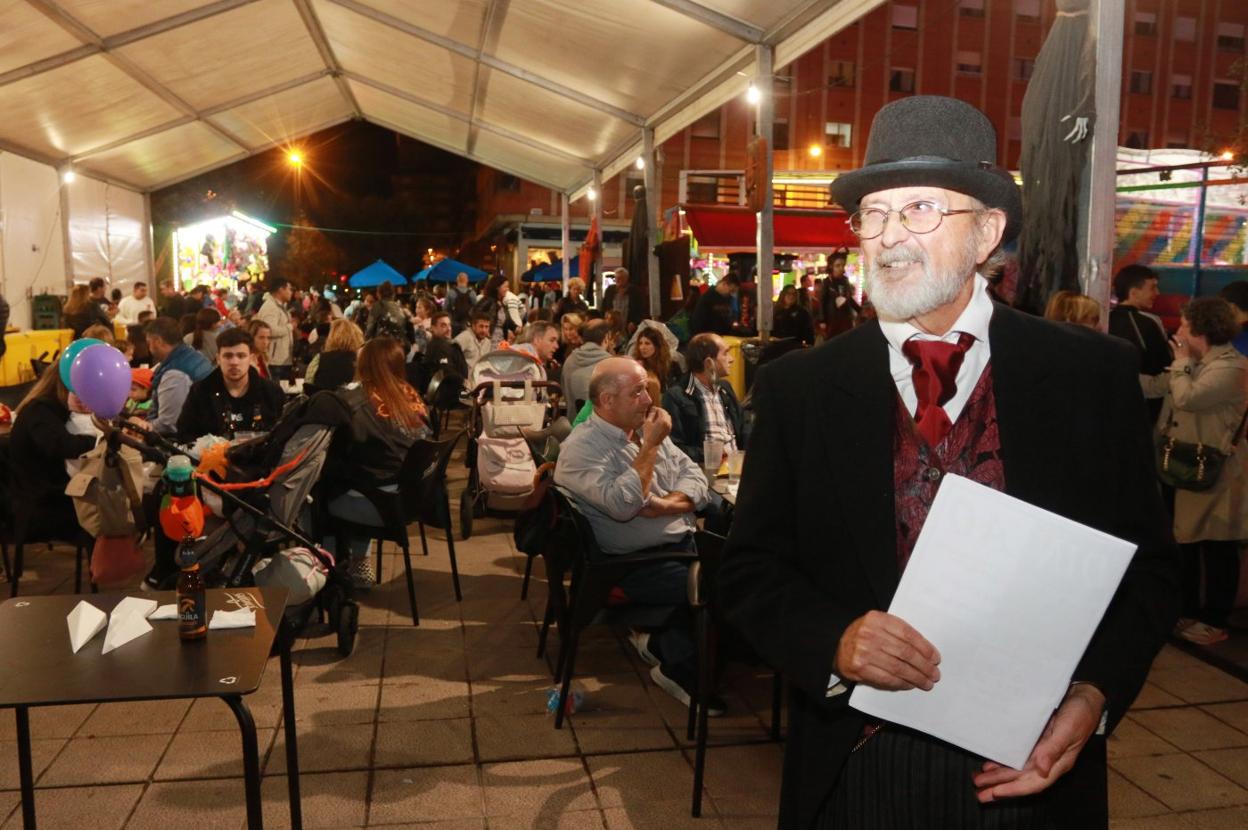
left=560, top=318, right=616, bottom=412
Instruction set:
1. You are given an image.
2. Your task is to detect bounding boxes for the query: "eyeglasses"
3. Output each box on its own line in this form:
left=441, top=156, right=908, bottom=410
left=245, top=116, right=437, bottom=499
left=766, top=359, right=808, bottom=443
left=847, top=200, right=981, bottom=239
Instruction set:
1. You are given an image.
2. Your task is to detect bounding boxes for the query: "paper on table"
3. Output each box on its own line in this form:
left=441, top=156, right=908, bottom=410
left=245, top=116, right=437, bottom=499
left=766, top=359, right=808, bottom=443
left=67, top=601, right=107, bottom=653
left=209, top=608, right=256, bottom=630
left=148, top=604, right=178, bottom=621
left=112, top=596, right=158, bottom=621
left=101, top=610, right=153, bottom=654
left=848, top=474, right=1136, bottom=770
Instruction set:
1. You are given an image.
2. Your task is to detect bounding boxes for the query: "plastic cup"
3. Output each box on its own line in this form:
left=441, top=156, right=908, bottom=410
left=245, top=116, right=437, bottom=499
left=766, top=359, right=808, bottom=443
left=727, top=450, right=746, bottom=483
left=702, top=438, right=724, bottom=476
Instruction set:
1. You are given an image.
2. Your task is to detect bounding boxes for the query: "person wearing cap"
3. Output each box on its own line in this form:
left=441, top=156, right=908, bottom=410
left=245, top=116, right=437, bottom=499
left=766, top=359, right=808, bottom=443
left=717, top=96, right=1179, bottom=827
left=126, top=367, right=154, bottom=416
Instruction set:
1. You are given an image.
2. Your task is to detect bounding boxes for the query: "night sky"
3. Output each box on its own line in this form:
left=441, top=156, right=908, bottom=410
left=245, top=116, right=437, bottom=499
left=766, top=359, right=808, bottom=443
left=150, top=121, right=479, bottom=284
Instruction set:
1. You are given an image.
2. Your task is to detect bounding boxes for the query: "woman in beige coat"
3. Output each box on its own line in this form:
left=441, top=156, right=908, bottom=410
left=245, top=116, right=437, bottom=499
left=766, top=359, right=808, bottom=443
left=1144, top=296, right=1248, bottom=644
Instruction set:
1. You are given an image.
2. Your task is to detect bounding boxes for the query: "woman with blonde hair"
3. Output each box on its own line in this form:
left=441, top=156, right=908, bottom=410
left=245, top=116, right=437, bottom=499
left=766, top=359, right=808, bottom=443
left=305, top=318, right=364, bottom=390
left=324, top=337, right=431, bottom=585
left=1044, top=290, right=1102, bottom=328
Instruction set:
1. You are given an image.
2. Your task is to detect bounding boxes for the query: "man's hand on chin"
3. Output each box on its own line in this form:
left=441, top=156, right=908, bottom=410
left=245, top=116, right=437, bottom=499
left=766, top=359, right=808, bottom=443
left=972, top=683, right=1105, bottom=803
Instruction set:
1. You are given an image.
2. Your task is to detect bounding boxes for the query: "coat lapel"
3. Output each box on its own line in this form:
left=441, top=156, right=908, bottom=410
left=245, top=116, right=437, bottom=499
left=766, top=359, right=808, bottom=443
left=816, top=323, right=900, bottom=607
left=989, top=305, right=1063, bottom=507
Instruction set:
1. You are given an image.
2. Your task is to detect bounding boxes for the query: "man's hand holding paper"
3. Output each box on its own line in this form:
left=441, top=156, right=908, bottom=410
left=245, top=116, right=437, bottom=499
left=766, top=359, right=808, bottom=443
left=848, top=474, right=1135, bottom=779
left=835, top=610, right=941, bottom=692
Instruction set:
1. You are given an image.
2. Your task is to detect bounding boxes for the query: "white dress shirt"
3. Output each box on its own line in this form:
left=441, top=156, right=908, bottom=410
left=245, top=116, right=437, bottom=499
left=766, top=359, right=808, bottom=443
left=878, top=274, right=995, bottom=423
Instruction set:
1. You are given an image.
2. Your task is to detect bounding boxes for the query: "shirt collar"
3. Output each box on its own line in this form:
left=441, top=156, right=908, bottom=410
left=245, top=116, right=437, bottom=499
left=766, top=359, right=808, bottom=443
left=879, top=273, right=994, bottom=354
left=588, top=412, right=633, bottom=444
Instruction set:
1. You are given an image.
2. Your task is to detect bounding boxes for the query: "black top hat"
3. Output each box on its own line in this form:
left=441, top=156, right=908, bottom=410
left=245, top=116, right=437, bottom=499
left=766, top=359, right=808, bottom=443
left=830, top=96, right=1022, bottom=242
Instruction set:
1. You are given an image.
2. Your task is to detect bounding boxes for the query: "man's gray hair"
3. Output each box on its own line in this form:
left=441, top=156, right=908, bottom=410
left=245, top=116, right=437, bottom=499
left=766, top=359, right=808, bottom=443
left=588, top=362, right=629, bottom=405
left=518, top=320, right=556, bottom=343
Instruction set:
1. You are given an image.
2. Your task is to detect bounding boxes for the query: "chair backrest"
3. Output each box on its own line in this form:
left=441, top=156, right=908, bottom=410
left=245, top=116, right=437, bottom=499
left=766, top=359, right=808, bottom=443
left=398, top=429, right=464, bottom=527
left=550, top=487, right=605, bottom=566
left=693, top=529, right=726, bottom=594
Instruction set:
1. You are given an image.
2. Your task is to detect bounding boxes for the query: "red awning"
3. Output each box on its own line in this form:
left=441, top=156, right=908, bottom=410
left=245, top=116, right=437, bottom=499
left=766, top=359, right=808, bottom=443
left=681, top=204, right=856, bottom=251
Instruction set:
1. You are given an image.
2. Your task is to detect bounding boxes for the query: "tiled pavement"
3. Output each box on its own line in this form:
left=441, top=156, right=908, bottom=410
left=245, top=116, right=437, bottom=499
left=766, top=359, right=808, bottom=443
left=4, top=460, right=1248, bottom=827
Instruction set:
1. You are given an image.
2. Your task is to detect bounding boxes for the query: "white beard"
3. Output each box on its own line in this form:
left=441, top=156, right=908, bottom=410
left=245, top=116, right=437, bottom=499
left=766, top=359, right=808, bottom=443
left=864, top=234, right=981, bottom=322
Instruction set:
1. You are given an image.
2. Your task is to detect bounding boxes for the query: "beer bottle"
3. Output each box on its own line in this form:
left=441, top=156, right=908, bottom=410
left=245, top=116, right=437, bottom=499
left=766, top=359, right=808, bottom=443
left=176, top=539, right=207, bottom=641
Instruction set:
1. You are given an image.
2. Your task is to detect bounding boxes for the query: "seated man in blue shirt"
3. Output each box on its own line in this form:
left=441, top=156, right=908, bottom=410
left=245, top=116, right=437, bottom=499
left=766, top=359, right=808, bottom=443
left=554, top=357, right=722, bottom=714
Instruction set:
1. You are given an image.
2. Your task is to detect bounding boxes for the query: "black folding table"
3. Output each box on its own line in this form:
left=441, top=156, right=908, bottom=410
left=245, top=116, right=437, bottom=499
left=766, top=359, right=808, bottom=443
left=0, top=588, right=301, bottom=829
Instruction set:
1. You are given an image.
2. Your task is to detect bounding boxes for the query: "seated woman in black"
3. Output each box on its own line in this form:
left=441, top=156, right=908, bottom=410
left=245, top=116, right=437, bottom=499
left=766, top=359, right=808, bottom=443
left=10, top=364, right=98, bottom=542
left=305, top=318, right=363, bottom=392
left=324, top=336, right=431, bottom=585
left=771, top=284, right=815, bottom=346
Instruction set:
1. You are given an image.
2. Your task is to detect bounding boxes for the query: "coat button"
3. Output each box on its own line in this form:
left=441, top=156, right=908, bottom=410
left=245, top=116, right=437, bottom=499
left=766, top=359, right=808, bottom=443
left=925, top=467, right=942, bottom=482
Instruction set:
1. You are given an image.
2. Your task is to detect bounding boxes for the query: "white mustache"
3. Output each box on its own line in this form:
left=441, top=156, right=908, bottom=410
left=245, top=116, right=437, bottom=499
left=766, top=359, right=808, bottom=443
left=873, top=247, right=929, bottom=269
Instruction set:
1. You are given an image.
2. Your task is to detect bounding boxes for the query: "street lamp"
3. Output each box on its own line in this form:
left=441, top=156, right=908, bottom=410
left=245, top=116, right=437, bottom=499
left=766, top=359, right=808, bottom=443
left=288, top=151, right=303, bottom=167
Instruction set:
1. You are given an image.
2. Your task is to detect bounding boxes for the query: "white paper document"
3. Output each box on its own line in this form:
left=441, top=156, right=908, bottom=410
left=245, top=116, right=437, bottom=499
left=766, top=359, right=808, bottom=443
left=848, top=475, right=1136, bottom=769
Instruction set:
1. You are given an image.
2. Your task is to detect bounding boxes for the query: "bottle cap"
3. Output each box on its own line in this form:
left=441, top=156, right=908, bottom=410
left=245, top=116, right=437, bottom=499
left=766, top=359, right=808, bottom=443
left=165, top=455, right=193, bottom=482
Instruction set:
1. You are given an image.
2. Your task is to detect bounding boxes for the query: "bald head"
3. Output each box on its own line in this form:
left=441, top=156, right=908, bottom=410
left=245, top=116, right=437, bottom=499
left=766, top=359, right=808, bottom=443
left=589, top=357, right=652, bottom=431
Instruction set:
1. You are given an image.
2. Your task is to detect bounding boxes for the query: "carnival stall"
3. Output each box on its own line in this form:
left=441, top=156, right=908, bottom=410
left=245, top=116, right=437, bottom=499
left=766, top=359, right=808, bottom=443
left=173, top=210, right=275, bottom=291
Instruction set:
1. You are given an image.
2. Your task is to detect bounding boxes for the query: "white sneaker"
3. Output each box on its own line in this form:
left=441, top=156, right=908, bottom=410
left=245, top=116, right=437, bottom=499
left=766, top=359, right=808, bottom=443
left=1178, top=621, right=1229, bottom=645
left=649, top=665, right=725, bottom=717
left=628, top=629, right=660, bottom=667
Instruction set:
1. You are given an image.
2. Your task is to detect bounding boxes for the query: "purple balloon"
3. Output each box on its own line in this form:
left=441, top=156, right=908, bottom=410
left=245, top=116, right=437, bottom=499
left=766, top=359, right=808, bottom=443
left=70, top=344, right=131, bottom=418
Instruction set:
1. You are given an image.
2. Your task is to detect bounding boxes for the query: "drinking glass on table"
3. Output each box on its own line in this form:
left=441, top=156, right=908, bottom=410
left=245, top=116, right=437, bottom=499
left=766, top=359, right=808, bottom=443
left=727, top=450, right=746, bottom=484
left=702, top=438, right=724, bottom=478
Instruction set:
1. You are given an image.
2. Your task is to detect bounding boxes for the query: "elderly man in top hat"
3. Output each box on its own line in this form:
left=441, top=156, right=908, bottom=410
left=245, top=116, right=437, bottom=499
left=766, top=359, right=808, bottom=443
left=719, top=96, right=1178, bottom=828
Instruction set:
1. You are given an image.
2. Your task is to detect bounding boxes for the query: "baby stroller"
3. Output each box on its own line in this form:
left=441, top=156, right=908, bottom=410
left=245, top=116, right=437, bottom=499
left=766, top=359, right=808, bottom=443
left=113, top=409, right=362, bottom=656
left=459, top=349, right=566, bottom=539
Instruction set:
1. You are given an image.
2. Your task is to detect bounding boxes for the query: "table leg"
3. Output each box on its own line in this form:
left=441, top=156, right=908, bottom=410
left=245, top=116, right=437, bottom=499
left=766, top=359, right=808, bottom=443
left=279, top=620, right=302, bottom=830
left=224, top=695, right=263, bottom=830
left=15, top=707, right=35, bottom=829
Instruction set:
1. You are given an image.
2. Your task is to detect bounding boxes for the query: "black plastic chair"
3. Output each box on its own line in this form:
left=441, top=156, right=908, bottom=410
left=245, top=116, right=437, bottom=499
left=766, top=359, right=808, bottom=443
left=330, top=431, right=465, bottom=626
left=425, top=371, right=467, bottom=439
left=688, top=529, right=784, bottom=817
left=548, top=488, right=698, bottom=729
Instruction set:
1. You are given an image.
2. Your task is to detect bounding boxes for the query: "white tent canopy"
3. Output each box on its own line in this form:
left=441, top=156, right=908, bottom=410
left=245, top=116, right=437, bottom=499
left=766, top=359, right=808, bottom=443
left=0, top=0, right=882, bottom=196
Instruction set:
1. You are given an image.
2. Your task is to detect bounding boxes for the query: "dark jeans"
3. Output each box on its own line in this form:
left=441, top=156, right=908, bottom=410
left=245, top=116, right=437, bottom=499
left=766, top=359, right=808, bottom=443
left=1181, top=540, right=1241, bottom=628
left=613, top=536, right=698, bottom=687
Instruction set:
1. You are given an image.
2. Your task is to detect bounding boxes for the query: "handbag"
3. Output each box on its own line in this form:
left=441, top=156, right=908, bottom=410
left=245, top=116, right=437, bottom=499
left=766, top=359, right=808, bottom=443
left=482, top=380, right=546, bottom=437
left=1156, top=405, right=1248, bottom=492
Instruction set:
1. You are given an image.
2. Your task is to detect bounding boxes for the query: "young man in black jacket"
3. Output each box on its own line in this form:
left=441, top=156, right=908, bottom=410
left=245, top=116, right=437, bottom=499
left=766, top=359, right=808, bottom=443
left=418, top=311, right=469, bottom=393
left=662, top=332, right=745, bottom=463
left=176, top=327, right=285, bottom=443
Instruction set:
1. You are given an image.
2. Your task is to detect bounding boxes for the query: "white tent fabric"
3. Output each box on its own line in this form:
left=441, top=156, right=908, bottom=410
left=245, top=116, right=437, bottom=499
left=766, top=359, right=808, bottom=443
left=0, top=151, right=67, bottom=328
left=0, top=0, right=883, bottom=196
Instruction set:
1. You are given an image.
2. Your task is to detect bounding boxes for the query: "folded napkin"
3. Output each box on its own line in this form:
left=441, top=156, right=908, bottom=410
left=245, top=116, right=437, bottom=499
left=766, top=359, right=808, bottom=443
left=209, top=608, right=256, bottom=629
left=148, top=604, right=178, bottom=621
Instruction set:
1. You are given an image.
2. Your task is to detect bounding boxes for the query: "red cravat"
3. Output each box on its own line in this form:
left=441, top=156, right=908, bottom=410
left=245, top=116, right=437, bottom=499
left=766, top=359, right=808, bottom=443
left=902, top=332, right=976, bottom=448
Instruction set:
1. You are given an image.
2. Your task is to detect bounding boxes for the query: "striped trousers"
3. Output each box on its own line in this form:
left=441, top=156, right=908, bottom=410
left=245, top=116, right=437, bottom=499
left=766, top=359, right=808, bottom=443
left=817, top=727, right=1106, bottom=830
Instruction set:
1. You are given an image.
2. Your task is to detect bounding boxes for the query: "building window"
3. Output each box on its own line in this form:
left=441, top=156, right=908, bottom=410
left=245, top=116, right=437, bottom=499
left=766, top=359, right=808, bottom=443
left=956, top=51, right=983, bottom=76
left=1213, top=81, right=1240, bottom=110
left=1218, top=22, right=1246, bottom=52
left=1172, top=74, right=1192, bottom=100
left=690, top=111, right=720, bottom=140
left=1129, top=70, right=1152, bottom=95
left=496, top=174, right=521, bottom=193
left=959, top=0, right=985, bottom=18
left=1174, top=16, right=1196, bottom=42
left=825, top=121, right=853, bottom=148
left=828, top=60, right=855, bottom=88
left=773, top=120, right=790, bottom=151
left=686, top=176, right=720, bottom=204
left=1125, top=131, right=1150, bottom=149
left=1133, top=12, right=1156, bottom=36
left=1015, top=0, right=1040, bottom=24
left=892, top=4, right=918, bottom=31
left=1013, top=58, right=1034, bottom=81
left=889, top=67, right=916, bottom=93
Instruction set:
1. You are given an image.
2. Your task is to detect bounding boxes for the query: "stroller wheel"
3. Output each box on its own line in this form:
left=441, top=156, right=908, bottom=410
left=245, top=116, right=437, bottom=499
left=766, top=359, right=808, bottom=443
left=336, top=601, right=359, bottom=656
left=460, top=494, right=474, bottom=540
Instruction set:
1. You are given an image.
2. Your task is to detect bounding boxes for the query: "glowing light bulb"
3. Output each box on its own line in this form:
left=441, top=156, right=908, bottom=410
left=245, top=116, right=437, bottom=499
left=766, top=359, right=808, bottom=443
left=635, top=157, right=645, bottom=170
left=288, top=152, right=303, bottom=166
left=587, top=187, right=598, bottom=201
left=746, top=85, right=761, bottom=105
left=809, top=144, right=823, bottom=158
left=61, top=169, right=76, bottom=184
